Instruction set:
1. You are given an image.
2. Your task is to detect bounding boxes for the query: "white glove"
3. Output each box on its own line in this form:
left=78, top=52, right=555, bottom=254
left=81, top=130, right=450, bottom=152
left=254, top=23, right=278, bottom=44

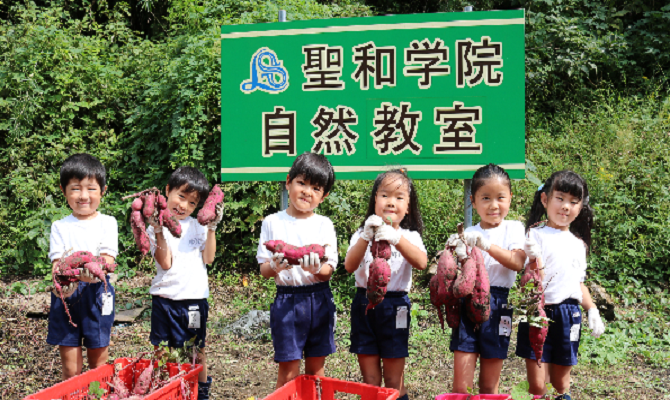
left=269, top=252, right=291, bottom=273
left=453, top=239, right=468, bottom=261
left=446, top=233, right=460, bottom=248
left=299, top=252, right=323, bottom=275
left=79, top=268, right=101, bottom=284
left=463, top=231, right=491, bottom=251
left=375, top=224, right=401, bottom=246
left=360, top=215, right=384, bottom=242
left=587, top=308, right=605, bottom=338
left=207, top=202, right=225, bottom=231
left=53, top=281, right=78, bottom=299
left=524, top=237, right=542, bottom=260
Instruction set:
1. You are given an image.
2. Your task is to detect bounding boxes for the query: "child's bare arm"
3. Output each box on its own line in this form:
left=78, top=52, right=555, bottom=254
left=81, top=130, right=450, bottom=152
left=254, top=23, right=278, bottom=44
left=202, top=230, right=216, bottom=265
left=395, top=236, right=427, bottom=270
left=344, top=238, right=368, bottom=273
left=486, top=246, right=526, bottom=272
left=153, top=229, right=172, bottom=270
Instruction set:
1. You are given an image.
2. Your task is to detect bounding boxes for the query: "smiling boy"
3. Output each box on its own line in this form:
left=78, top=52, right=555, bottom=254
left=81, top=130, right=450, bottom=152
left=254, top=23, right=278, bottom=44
left=257, top=152, right=338, bottom=389
left=146, top=166, right=223, bottom=400
left=48, top=153, right=118, bottom=380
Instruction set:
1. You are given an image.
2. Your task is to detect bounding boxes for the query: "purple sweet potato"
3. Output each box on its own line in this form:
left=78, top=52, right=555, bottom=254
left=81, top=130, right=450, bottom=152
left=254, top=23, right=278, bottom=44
left=131, top=197, right=144, bottom=211
left=371, top=240, right=392, bottom=260
left=61, top=251, right=94, bottom=269
left=366, top=257, right=391, bottom=313
left=453, top=256, right=476, bottom=299
left=197, top=184, right=224, bottom=225
left=143, top=192, right=156, bottom=219
left=529, top=307, right=549, bottom=366
left=157, top=194, right=167, bottom=210
left=133, top=362, right=153, bottom=395
left=131, top=210, right=150, bottom=255
left=438, top=248, right=459, bottom=281
left=429, top=272, right=444, bottom=329
left=110, top=374, right=129, bottom=398
left=159, top=209, right=182, bottom=238
left=465, top=247, right=491, bottom=326
left=83, top=262, right=108, bottom=292
left=263, top=240, right=328, bottom=265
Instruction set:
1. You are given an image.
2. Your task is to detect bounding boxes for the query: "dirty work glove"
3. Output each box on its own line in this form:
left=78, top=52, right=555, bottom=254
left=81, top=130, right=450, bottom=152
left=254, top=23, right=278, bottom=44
left=375, top=224, right=401, bottom=246
left=453, top=238, right=468, bottom=261
left=446, top=233, right=460, bottom=248
left=53, top=281, right=78, bottom=299
left=524, top=237, right=542, bottom=260
left=147, top=213, right=161, bottom=230
left=587, top=308, right=605, bottom=338
left=79, top=268, right=101, bottom=284
left=360, top=214, right=384, bottom=242
left=463, top=231, right=491, bottom=251
left=299, top=252, right=323, bottom=275
left=269, top=252, right=291, bottom=273
left=207, top=202, right=225, bottom=232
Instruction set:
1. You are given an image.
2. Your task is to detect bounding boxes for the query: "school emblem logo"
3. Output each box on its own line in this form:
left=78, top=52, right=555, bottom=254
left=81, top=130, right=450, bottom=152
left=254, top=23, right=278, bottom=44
left=240, top=47, right=289, bottom=94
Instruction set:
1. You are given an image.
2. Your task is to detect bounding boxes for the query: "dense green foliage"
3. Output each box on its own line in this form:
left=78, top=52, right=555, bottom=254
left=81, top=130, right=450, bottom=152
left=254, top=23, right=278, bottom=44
left=0, top=0, right=668, bottom=289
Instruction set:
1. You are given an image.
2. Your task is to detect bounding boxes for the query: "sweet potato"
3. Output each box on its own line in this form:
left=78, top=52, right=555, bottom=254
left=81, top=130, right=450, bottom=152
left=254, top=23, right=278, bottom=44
left=143, top=192, right=156, bottom=219
left=438, top=248, right=459, bottom=281
left=133, top=362, right=153, bottom=395
left=429, top=273, right=444, bottom=329
left=157, top=194, right=167, bottom=210
left=107, top=395, right=119, bottom=400
left=83, top=262, right=108, bottom=292
left=110, top=374, right=129, bottom=399
left=465, top=247, right=491, bottom=327
left=197, top=184, right=224, bottom=225
left=453, top=256, right=476, bottom=299
left=529, top=307, right=549, bottom=366
left=371, top=240, right=392, bottom=259
left=61, top=251, right=94, bottom=269
left=131, top=197, right=144, bottom=211
left=131, top=210, right=150, bottom=255
left=365, top=257, right=391, bottom=312
left=263, top=240, right=328, bottom=265
left=159, top=209, right=182, bottom=238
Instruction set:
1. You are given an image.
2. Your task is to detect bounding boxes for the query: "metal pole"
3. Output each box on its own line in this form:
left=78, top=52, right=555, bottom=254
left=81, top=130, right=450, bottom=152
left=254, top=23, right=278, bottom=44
left=463, top=5, right=473, bottom=228
left=464, top=179, right=472, bottom=228
left=278, top=9, right=290, bottom=211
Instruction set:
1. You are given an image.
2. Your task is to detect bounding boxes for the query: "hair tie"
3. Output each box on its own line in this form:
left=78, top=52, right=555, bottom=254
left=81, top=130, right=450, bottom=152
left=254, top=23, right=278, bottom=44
left=537, top=184, right=544, bottom=192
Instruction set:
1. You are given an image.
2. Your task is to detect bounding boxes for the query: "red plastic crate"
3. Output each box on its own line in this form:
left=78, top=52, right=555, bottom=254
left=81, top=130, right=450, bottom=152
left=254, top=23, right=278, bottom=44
left=476, top=395, right=512, bottom=400
left=24, top=357, right=203, bottom=400
left=263, top=375, right=399, bottom=400
left=435, top=395, right=478, bottom=400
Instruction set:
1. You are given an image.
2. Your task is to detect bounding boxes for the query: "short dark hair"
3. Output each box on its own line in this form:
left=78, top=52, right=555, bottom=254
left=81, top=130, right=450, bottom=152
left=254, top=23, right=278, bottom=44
left=287, top=152, right=335, bottom=195
left=60, top=153, right=106, bottom=190
left=166, top=166, right=210, bottom=207
left=360, top=168, right=424, bottom=235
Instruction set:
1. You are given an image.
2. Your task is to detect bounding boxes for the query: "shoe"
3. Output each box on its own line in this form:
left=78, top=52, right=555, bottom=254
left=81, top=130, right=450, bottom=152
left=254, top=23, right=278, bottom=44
left=555, top=394, right=572, bottom=400
left=197, top=376, right=212, bottom=400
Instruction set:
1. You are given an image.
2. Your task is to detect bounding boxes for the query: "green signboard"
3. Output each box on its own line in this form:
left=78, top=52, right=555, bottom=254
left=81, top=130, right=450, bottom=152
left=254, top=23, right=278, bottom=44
left=221, top=10, right=525, bottom=181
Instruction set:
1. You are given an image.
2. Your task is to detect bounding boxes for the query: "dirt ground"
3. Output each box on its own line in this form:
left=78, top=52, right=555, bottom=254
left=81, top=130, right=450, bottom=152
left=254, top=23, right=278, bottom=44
left=0, top=273, right=668, bottom=400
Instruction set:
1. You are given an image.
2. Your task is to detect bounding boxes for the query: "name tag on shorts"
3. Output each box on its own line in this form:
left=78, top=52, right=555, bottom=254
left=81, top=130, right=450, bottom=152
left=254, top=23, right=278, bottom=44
left=188, top=310, right=201, bottom=329
left=570, top=324, right=580, bottom=341
left=101, top=293, right=114, bottom=316
left=499, top=316, right=512, bottom=336
left=396, top=306, right=408, bottom=329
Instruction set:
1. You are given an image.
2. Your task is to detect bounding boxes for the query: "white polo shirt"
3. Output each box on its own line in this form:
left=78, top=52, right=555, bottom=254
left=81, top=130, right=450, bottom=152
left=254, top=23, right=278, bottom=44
left=49, top=213, right=119, bottom=261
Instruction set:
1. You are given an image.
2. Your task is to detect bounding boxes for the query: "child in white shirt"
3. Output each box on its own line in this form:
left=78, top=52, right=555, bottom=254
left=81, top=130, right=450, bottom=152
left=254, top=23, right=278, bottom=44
left=257, top=153, right=338, bottom=389
left=516, top=170, right=606, bottom=400
left=47, top=153, right=118, bottom=381
left=147, top=166, right=223, bottom=400
left=344, top=168, right=428, bottom=400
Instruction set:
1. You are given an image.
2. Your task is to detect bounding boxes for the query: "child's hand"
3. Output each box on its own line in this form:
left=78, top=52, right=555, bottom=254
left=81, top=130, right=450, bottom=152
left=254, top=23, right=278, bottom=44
left=53, top=281, right=78, bottom=299
left=207, top=203, right=224, bottom=232
left=463, top=231, right=491, bottom=251
left=375, top=224, right=401, bottom=246
left=524, top=237, right=542, bottom=260
left=299, top=252, right=322, bottom=275
left=360, top=215, right=384, bottom=241
left=587, top=308, right=605, bottom=338
left=79, top=268, right=101, bottom=284
left=270, top=253, right=291, bottom=273
left=147, top=213, right=161, bottom=230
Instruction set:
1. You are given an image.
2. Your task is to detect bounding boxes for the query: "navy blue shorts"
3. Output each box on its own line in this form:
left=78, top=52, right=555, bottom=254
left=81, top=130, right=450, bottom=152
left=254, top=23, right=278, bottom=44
left=47, top=275, right=115, bottom=348
left=449, top=286, right=513, bottom=359
left=349, top=288, right=411, bottom=359
left=150, top=296, right=209, bottom=349
left=516, top=299, right=582, bottom=366
left=271, top=282, right=337, bottom=363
